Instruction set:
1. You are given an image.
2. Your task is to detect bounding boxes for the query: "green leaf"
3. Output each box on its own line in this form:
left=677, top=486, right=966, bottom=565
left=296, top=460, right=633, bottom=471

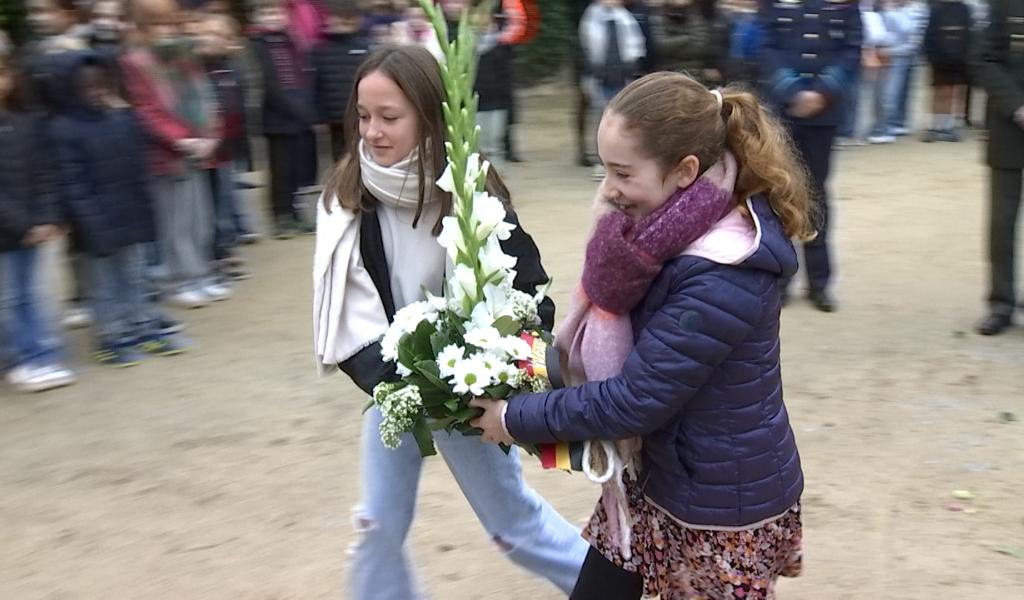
left=484, top=383, right=513, bottom=399
left=449, top=406, right=484, bottom=423
left=493, top=316, right=520, bottom=337
left=443, top=398, right=461, bottom=412
left=414, top=360, right=451, bottom=391
left=411, top=416, right=437, bottom=457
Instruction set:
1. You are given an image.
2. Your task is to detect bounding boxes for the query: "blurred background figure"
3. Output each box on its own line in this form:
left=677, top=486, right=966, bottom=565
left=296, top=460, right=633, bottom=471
left=249, top=0, right=317, bottom=239
left=578, top=0, right=646, bottom=180
left=0, top=50, right=77, bottom=393
left=922, top=0, right=973, bottom=142
left=121, top=0, right=229, bottom=309
left=50, top=50, right=187, bottom=367
left=196, top=11, right=259, bottom=279
left=314, top=0, right=370, bottom=162
left=759, top=0, right=862, bottom=312
left=654, top=0, right=730, bottom=88
left=862, top=0, right=894, bottom=145
left=975, top=0, right=1023, bottom=336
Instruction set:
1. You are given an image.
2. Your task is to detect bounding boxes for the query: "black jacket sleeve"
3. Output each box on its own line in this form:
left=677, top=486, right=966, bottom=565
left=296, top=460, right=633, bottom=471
left=338, top=341, right=399, bottom=396
left=502, top=209, right=556, bottom=330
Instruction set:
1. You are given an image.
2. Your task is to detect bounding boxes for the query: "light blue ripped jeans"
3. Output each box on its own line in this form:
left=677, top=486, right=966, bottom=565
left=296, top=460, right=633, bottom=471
left=350, top=407, right=589, bottom=599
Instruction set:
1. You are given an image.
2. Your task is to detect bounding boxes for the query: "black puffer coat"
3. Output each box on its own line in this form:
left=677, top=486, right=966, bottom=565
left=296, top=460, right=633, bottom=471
left=49, top=52, right=155, bottom=256
left=313, top=32, right=371, bottom=124
left=0, top=112, right=59, bottom=251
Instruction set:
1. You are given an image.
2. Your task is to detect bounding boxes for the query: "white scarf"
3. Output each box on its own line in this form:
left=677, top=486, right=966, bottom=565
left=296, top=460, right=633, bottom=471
left=312, top=142, right=440, bottom=376
left=579, top=4, right=646, bottom=70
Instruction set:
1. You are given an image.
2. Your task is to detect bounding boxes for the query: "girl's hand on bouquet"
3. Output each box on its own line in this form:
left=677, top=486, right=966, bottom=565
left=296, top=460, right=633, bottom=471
left=469, top=398, right=514, bottom=446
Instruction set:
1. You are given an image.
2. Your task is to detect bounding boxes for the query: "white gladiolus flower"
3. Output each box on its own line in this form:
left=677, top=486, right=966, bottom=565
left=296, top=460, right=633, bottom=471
left=449, top=263, right=479, bottom=312
left=464, top=326, right=502, bottom=351
left=470, top=300, right=496, bottom=331
left=437, top=344, right=466, bottom=378
left=472, top=192, right=508, bottom=241
left=450, top=354, right=492, bottom=396
left=436, top=216, right=465, bottom=260
left=480, top=235, right=518, bottom=276
left=436, top=163, right=456, bottom=193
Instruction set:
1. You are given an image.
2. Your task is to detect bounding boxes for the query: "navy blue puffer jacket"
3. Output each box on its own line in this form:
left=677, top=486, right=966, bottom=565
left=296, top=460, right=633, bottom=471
left=505, top=197, right=804, bottom=528
left=49, top=52, right=156, bottom=257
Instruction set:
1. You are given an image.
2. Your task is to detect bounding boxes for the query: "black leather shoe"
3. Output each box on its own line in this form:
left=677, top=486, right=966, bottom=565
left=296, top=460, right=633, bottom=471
left=808, top=289, right=837, bottom=313
left=976, top=312, right=1013, bottom=336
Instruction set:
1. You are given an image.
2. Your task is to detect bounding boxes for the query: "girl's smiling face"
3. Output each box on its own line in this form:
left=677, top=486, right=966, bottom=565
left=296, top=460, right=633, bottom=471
left=597, top=111, right=699, bottom=220
left=357, top=70, right=420, bottom=167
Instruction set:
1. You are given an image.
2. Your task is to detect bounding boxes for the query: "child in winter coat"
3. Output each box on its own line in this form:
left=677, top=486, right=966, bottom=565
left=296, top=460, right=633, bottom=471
left=121, top=0, right=230, bottom=310
left=196, top=13, right=256, bottom=278
left=472, top=72, right=811, bottom=599
left=0, top=53, right=77, bottom=393
left=313, top=0, right=371, bottom=161
left=250, top=0, right=318, bottom=238
left=51, top=52, right=188, bottom=366
left=655, top=0, right=731, bottom=86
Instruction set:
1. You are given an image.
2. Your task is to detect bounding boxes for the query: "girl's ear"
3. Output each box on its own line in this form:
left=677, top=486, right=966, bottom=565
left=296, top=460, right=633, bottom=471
left=672, top=155, right=701, bottom=189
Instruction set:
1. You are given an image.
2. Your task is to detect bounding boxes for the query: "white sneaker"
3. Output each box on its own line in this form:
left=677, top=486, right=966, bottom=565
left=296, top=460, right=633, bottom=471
left=202, top=283, right=232, bottom=302
left=5, top=363, right=77, bottom=393
left=889, top=127, right=910, bottom=136
left=591, top=164, right=606, bottom=182
left=62, top=307, right=93, bottom=329
left=867, top=135, right=895, bottom=144
left=168, top=290, right=210, bottom=309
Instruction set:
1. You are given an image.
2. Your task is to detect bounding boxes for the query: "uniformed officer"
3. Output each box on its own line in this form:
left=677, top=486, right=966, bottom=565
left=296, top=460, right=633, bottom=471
left=759, top=0, right=862, bottom=312
left=975, top=0, right=1024, bottom=335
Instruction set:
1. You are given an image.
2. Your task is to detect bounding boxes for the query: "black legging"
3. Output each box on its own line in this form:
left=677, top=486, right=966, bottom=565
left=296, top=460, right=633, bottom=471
left=570, top=547, right=644, bottom=600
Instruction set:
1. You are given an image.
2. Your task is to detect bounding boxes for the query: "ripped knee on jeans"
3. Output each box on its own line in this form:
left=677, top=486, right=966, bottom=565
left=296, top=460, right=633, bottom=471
left=347, top=506, right=377, bottom=556
left=491, top=534, right=515, bottom=553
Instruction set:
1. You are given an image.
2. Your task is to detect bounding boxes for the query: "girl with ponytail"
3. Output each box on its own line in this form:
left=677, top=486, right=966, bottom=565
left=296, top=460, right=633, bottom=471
left=472, top=72, right=811, bottom=599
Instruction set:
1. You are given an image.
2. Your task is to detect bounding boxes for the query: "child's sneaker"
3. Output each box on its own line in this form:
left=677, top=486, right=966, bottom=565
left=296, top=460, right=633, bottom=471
left=237, top=231, right=261, bottom=245
left=157, top=317, right=185, bottom=336
left=137, top=335, right=188, bottom=357
left=168, top=289, right=209, bottom=309
left=273, top=218, right=295, bottom=240
left=94, top=344, right=143, bottom=368
left=202, top=283, right=232, bottom=302
left=5, top=362, right=78, bottom=392
left=62, top=306, right=93, bottom=329
left=591, top=164, right=606, bottom=182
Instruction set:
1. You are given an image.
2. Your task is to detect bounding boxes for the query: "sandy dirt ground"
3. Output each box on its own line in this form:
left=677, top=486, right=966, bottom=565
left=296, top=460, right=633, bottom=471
left=1, top=88, right=1023, bottom=600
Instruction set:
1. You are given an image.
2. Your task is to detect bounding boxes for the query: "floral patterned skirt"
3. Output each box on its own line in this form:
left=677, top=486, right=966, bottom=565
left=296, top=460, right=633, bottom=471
left=582, top=478, right=803, bottom=600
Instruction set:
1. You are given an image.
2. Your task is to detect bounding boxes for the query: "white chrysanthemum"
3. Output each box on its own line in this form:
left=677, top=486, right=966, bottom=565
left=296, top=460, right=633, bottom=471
left=437, top=344, right=466, bottom=378
left=464, top=326, right=502, bottom=351
left=380, top=326, right=404, bottom=362
left=495, top=363, right=522, bottom=386
left=498, top=335, right=532, bottom=361
left=450, top=354, right=492, bottom=396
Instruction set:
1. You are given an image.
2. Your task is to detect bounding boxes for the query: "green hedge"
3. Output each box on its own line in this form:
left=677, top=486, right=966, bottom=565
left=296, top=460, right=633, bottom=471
left=514, top=0, right=574, bottom=86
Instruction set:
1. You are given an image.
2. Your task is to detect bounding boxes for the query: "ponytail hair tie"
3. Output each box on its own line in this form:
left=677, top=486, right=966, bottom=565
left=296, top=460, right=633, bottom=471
left=710, top=89, right=723, bottom=110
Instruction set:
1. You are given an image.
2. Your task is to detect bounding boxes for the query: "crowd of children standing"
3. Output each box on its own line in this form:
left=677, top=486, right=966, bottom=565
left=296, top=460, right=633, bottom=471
left=1, top=0, right=493, bottom=393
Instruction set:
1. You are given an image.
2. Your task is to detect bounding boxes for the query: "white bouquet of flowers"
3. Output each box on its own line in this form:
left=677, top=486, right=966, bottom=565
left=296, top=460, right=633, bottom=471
left=369, top=0, right=554, bottom=457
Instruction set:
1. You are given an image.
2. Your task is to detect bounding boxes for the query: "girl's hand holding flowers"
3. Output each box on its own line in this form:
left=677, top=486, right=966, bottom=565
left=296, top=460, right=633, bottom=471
left=469, top=398, right=513, bottom=446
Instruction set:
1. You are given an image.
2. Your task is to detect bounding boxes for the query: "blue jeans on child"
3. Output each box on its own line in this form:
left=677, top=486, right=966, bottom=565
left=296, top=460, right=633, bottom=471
left=350, top=407, right=589, bottom=600
left=886, top=55, right=915, bottom=131
left=87, top=244, right=159, bottom=348
left=839, top=66, right=862, bottom=139
left=0, top=247, right=62, bottom=369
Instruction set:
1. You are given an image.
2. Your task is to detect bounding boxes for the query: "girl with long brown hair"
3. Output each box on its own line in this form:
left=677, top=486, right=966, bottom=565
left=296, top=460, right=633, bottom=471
left=312, top=45, right=587, bottom=599
left=473, top=72, right=811, bottom=599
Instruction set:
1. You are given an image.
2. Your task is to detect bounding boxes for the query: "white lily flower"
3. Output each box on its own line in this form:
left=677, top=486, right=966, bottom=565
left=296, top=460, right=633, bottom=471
left=437, top=344, right=466, bottom=378
left=450, top=354, right=492, bottom=396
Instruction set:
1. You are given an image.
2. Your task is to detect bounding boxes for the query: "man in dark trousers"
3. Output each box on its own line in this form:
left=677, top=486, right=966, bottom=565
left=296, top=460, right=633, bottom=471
left=975, top=0, right=1024, bottom=335
left=759, top=0, right=861, bottom=312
